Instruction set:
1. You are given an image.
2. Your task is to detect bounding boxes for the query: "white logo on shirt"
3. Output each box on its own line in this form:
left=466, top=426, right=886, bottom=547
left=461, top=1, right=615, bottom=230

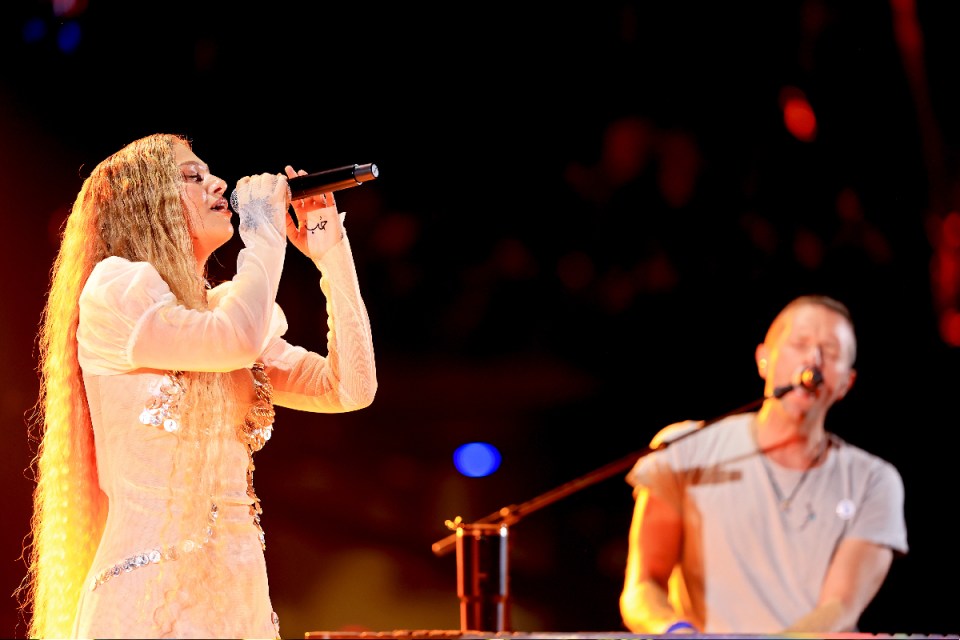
left=835, top=498, right=856, bottom=520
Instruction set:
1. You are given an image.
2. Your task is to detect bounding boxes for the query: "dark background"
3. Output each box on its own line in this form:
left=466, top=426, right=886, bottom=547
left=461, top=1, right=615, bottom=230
left=1, top=0, right=958, bottom=637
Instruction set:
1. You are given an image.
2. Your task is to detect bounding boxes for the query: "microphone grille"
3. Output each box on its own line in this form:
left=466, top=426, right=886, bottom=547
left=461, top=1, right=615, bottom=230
left=799, top=366, right=823, bottom=390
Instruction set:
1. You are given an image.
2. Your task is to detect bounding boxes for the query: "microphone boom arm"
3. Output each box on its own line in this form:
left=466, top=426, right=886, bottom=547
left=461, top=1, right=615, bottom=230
left=431, top=392, right=772, bottom=557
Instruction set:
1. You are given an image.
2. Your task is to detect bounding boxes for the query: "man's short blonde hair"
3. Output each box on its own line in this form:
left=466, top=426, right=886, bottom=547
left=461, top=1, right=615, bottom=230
left=765, top=295, right=857, bottom=365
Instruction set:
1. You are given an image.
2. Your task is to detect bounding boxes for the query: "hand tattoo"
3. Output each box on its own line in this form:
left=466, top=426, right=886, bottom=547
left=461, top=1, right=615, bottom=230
left=238, top=195, right=275, bottom=231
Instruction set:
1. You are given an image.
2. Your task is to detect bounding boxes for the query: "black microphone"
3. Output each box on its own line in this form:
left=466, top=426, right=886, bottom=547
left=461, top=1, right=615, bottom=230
left=772, top=365, right=824, bottom=399
left=288, top=163, right=379, bottom=199
left=229, top=164, right=379, bottom=213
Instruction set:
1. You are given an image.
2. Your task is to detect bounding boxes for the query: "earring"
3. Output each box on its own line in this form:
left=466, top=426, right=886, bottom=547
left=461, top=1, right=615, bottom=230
left=759, top=358, right=767, bottom=370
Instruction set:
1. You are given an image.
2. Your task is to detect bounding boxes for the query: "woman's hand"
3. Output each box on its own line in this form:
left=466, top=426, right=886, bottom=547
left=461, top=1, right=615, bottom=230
left=284, top=165, right=345, bottom=260
left=230, top=172, right=290, bottom=236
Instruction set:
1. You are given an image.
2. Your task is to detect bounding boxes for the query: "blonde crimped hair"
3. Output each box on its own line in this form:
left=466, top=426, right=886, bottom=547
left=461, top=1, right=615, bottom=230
left=19, top=133, right=243, bottom=638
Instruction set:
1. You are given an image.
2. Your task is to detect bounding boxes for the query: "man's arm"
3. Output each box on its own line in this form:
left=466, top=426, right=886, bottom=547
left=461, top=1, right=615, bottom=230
left=784, top=537, right=894, bottom=632
left=620, top=486, right=694, bottom=633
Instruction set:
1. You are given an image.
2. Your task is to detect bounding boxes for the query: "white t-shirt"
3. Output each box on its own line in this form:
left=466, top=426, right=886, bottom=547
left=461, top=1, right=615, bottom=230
left=626, top=412, right=908, bottom=633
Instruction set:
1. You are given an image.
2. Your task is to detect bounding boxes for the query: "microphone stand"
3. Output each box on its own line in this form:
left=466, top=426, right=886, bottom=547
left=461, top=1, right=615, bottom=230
left=432, top=389, right=781, bottom=633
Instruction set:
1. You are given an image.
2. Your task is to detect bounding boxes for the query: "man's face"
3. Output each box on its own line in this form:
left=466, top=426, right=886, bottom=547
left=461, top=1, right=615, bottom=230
left=758, top=303, right=857, bottom=417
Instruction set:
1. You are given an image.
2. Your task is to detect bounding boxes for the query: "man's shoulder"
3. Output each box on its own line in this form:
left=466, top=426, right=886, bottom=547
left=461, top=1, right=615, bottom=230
left=650, top=412, right=753, bottom=450
left=649, top=419, right=701, bottom=449
left=830, top=433, right=904, bottom=479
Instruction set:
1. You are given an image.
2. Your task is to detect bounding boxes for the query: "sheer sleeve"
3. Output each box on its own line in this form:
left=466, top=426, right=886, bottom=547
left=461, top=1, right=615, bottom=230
left=78, top=234, right=285, bottom=375
left=261, top=232, right=377, bottom=413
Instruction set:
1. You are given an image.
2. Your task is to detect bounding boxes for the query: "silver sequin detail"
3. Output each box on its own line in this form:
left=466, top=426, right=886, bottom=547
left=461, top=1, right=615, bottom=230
left=114, top=364, right=275, bottom=593
left=139, top=371, right=185, bottom=432
left=90, top=502, right=219, bottom=591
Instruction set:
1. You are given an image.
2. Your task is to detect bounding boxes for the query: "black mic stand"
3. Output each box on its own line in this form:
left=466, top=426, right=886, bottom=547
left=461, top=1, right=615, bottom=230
left=431, top=388, right=786, bottom=633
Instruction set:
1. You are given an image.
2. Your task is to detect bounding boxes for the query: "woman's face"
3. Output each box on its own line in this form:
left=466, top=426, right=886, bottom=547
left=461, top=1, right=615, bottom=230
left=174, top=142, right=233, bottom=264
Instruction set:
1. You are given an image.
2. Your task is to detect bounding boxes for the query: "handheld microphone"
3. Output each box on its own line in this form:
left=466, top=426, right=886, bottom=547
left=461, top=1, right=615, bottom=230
left=288, top=163, right=379, bottom=199
left=229, top=164, right=379, bottom=213
left=772, top=365, right=824, bottom=399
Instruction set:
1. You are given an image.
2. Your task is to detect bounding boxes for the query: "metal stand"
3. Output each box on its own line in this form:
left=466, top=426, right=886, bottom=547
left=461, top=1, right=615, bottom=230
left=455, top=522, right=510, bottom=632
left=433, top=391, right=773, bottom=631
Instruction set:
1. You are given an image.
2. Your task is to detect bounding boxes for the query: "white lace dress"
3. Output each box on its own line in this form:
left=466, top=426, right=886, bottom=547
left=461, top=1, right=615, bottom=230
left=70, top=218, right=376, bottom=639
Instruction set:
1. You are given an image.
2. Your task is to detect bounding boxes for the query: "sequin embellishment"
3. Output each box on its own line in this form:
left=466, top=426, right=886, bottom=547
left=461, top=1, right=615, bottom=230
left=104, top=364, right=277, bottom=589
left=239, top=362, right=275, bottom=549
left=90, top=503, right=219, bottom=591
left=139, top=371, right=185, bottom=432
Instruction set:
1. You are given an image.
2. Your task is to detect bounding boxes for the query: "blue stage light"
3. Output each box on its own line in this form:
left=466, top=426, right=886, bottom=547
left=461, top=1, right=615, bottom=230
left=453, top=442, right=502, bottom=478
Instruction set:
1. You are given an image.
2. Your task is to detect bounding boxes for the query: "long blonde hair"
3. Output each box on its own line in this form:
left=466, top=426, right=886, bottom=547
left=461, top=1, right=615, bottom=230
left=18, top=133, right=241, bottom=638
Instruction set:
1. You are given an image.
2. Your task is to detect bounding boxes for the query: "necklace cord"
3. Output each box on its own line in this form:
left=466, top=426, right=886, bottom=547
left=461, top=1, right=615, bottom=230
left=759, top=437, right=829, bottom=511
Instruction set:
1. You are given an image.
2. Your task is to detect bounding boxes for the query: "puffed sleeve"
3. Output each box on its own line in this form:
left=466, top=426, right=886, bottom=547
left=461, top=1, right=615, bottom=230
left=78, top=257, right=176, bottom=374
left=260, top=231, right=377, bottom=413
left=78, top=237, right=284, bottom=374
